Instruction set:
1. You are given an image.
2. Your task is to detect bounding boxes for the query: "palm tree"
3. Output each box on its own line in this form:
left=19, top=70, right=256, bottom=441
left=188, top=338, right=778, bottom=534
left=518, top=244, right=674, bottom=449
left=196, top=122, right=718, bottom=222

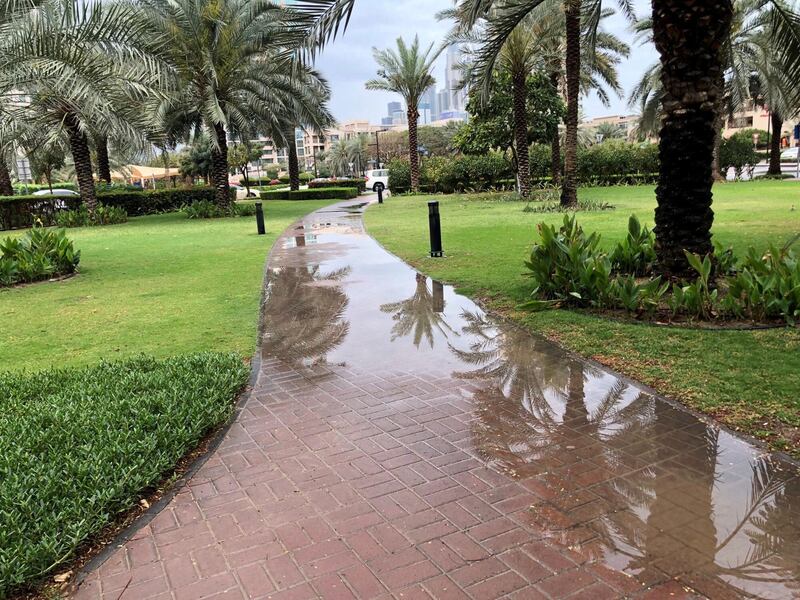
left=447, top=0, right=635, bottom=208
left=0, top=0, right=164, bottom=210
left=650, top=0, right=800, bottom=276
left=366, top=36, right=440, bottom=193
left=142, top=0, right=354, bottom=207
left=380, top=274, right=456, bottom=348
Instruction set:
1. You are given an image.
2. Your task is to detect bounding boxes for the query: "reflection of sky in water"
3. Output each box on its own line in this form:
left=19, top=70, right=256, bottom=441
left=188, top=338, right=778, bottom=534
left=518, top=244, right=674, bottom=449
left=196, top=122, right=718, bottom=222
left=261, top=203, right=800, bottom=600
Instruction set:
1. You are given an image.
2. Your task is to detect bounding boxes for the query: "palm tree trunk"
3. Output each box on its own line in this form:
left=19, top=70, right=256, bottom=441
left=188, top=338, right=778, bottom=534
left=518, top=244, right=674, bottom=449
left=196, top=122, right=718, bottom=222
left=549, top=71, right=562, bottom=186
left=96, top=135, right=112, bottom=184
left=408, top=108, right=420, bottom=193
left=560, top=0, right=581, bottom=208
left=652, top=0, right=733, bottom=278
left=712, top=71, right=726, bottom=182
left=513, top=70, right=531, bottom=199
left=211, top=123, right=232, bottom=208
left=288, top=137, right=300, bottom=191
left=65, top=114, right=97, bottom=211
left=768, top=112, right=783, bottom=176
left=0, top=160, right=13, bottom=196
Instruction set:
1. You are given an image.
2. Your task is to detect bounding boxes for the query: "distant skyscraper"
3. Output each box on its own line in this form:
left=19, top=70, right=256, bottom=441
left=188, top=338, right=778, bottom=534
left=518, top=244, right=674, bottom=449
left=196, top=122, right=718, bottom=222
left=420, top=86, right=438, bottom=122
left=444, top=45, right=468, bottom=113
left=381, top=117, right=394, bottom=126
left=437, top=89, right=450, bottom=116
left=387, top=101, right=402, bottom=115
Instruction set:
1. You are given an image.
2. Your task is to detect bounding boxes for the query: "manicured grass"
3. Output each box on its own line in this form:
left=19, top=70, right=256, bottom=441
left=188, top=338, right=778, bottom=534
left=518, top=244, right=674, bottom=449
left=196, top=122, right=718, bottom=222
left=366, top=182, right=800, bottom=456
left=0, top=201, right=330, bottom=371
left=0, top=353, right=249, bottom=595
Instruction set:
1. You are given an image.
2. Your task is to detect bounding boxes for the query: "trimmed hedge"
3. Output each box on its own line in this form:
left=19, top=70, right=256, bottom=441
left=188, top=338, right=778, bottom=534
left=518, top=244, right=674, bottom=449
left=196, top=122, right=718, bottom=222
left=261, top=187, right=359, bottom=201
left=308, top=179, right=367, bottom=192
left=0, top=187, right=235, bottom=230
left=388, top=142, right=661, bottom=194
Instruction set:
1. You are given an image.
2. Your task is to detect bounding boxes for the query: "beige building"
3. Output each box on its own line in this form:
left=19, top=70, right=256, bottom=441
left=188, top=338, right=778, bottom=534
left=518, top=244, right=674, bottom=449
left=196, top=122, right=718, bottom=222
left=582, top=115, right=639, bottom=139
left=722, top=108, right=799, bottom=148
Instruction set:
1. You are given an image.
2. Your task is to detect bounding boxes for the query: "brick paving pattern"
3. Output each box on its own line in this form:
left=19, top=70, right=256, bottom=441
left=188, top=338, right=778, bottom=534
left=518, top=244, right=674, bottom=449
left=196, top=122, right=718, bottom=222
left=72, top=201, right=800, bottom=600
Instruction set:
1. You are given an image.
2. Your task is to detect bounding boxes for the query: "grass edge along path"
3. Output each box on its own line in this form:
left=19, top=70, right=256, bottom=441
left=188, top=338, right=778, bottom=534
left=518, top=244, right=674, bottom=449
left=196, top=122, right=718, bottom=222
left=365, top=183, right=800, bottom=458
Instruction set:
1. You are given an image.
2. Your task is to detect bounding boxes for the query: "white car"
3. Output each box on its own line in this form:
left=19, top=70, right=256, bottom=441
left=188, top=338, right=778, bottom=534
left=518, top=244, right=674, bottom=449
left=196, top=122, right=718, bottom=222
left=230, top=184, right=258, bottom=199
left=32, top=188, right=80, bottom=196
left=365, top=169, right=389, bottom=193
left=780, top=147, right=800, bottom=161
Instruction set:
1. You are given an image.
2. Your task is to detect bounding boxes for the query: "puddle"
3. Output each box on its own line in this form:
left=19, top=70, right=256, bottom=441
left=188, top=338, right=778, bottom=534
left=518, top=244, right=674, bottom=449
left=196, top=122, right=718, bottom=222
left=260, top=201, right=800, bottom=599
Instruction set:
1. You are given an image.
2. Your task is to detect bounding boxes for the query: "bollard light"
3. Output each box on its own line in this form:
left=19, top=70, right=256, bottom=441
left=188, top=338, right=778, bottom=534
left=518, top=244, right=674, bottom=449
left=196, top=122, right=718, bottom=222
left=255, top=202, right=265, bottom=235
left=378, top=187, right=384, bottom=204
left=428, top=201, right=443, bottom=257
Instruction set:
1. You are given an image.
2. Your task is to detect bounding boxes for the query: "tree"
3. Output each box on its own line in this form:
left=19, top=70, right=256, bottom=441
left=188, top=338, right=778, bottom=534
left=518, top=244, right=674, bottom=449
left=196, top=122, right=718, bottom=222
left=143, top=0, right=354, bottom=207
left=446, top=0, right=634, bottom=207
left=594, top=121, right=625, bottom=141
left=453, top=70, right=563, bottom=170
left=228, top=142, right=262, bottom=196
left=27, top=139, right=67, bottom=192
left=178, top=136, right=213, bottom=184
left=0, top=0, right=164, bottom=210
left=366, top=36, right=441, bottom=193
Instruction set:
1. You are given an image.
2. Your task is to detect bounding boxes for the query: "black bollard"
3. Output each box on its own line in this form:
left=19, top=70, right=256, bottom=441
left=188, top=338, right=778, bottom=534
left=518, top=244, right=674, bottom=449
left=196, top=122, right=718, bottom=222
left=255, top=202, right=265, bottom=235
left=378, top=186, right=384, bottom=204
left=428, top=201, right=443, bottom=257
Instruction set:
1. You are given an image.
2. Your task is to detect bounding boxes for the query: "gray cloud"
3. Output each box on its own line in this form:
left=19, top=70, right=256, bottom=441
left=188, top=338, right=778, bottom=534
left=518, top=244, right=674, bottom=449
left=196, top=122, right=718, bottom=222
left=315, top=0, right=657, bottom=123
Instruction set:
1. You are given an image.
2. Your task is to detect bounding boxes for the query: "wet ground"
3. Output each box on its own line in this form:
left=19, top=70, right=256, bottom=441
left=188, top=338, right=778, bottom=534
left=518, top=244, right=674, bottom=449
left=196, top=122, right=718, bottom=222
left=74, top=199, right=800, bottom=599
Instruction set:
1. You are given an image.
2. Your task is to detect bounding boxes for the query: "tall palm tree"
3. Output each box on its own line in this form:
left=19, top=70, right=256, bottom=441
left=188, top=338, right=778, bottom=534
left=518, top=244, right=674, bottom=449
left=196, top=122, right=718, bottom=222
left=448, top=0, right=635, bottom=208
left=141, top=0, right=354, bottom=207
left=0, top=0, right=165, bottom=209
left=650, top=0, right=800, bottom=276
left=366, top=36, right=440, bottom=193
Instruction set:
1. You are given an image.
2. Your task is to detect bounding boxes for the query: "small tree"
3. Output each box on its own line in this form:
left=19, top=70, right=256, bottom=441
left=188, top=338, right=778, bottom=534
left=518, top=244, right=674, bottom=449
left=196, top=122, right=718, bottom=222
left=454, top=70, right=563, bottom=181
left=178, top=136, right=213, bottom=184
left=29, top=143, right=67, bottom=193
left=228, top=143, right=262, bottom=196
left=720, top=132, right=759, bottom=180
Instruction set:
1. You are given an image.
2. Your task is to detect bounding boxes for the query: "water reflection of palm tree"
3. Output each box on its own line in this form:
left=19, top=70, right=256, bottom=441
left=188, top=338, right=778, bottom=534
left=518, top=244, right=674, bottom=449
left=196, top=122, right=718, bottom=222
left=380, top=274, right=455, bottom=348
left=261, top=265, right=350, bottom=367
left=453, top=311, right=800, bottom=598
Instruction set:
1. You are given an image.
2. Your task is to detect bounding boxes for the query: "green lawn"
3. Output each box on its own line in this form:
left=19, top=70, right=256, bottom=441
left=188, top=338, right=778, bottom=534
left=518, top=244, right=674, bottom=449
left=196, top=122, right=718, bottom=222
left=1, top=201, right=330, bottom=371
left=366, top=181, right=800, bottom=456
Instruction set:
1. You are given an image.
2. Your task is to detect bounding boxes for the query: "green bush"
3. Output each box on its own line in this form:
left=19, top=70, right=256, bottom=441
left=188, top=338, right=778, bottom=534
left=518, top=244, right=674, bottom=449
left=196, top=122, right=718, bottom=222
left=0, top=227, right=80, bottom=287
left=388, top=153, right=514, bottom=194
left=609, top=215, right=657, bottom=276
left=182, top=199, right=259, bottom=219
left=0, top=195, right=82, bottom=230
left=723, top=236, right=800, bottom=323
left=575, top=141, right=660, bottom=185
left=0, top=353, right=249, bottom=595
left=720, top=133, right=759, bottom=179
left=308, top=179, right=367, bottom=192
left=54, top=204, right=128, bottom=228
left=261, top=187, right=359, bottom=201
left=276, top=172, right=314, bottom=184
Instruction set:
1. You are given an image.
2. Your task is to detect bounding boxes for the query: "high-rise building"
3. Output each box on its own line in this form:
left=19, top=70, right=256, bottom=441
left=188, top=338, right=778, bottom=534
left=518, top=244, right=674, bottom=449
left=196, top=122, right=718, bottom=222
left=421, top=86, right=438, bottom=122
left=437, top=89, right=450, bottom=116
left=387, top=101, right=402, bottom=115
left=445, top=45, right=468, bottom=113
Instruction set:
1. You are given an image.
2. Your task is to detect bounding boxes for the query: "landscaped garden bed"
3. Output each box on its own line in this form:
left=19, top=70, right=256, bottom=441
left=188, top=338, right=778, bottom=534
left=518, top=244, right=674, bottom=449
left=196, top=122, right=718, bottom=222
left=366, top=182, right=800, bottom=457
left=0, top=353, right=249, bottom=596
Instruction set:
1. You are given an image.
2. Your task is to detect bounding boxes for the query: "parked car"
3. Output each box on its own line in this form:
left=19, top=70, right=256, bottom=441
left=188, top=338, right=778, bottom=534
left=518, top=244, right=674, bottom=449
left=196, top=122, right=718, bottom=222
left=365, top=169, right=389, bottom=193
left=780, top=147, right=800, bottom=161
left=32, top=188, right=80, bottom=196
left=230, top=184, right=258, bottom=199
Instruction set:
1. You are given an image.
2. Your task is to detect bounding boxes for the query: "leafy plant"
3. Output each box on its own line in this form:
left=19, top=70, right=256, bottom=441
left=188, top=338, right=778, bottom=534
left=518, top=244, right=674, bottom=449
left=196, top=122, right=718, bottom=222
left=0, top=353, right=249, bottom=595
left=0, top=227, right=80, bottom=287
left=522, top=198, right=614, bottom=213
left=524, top=215, right=612, bottom=307
left=670, top=252, right=719, bottom=320
left=723, top=235, right=800, bottom=323
left=610, top=215, right=657, bottom=275
left=54, top=204, right=128, bottom=228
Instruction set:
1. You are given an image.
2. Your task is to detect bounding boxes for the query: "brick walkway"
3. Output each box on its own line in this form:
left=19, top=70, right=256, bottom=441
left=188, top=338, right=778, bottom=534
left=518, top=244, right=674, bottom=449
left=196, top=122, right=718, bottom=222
left=72, top=201, right=800, bottom=600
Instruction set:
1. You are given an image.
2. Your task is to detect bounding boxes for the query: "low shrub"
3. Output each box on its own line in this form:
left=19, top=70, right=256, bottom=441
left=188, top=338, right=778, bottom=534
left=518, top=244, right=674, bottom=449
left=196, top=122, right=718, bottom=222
left=0, top=195, right=81, bottom=230
left=609, top=215, right=656, bottom=276
left=0, top=227, right=80, bottom=287
left=274, top=173, right=314, bottom=185
left=308, top=179, right=367, bottom=192
left=388, top=153, right=514, bottom=194
left=183, top=199, right=259, bottom=219
left=54, top=204, right=128, bottom=228
left=720, top=133, right=760, bottom=180
left=524, top=217, right=800, bottom=324
left=575, top=141, right=660, bottom=185
left=0, top=353, right=249, bottom=595
left=522, top=198, right=614, bottom=213
left=253, top=184, right=289, bottom=192
left=261, top=187, right=359, bottom=201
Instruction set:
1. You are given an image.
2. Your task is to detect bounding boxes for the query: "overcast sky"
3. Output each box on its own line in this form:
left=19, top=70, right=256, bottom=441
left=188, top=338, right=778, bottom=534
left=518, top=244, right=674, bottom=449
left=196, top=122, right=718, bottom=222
left=315, top=0, right=657, bottom=124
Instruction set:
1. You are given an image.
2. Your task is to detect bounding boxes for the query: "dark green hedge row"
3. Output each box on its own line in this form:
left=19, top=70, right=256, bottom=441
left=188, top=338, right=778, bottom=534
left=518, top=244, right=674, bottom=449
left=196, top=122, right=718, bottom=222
left=261, top=187, right=359, bottom=201
left=249, top=173, right=314, bottom=186
left=308, top=179, right=367, bottom=192
left=0, top=187, right=234, bottom=230
left=388, top=142, right=661, bottom=194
